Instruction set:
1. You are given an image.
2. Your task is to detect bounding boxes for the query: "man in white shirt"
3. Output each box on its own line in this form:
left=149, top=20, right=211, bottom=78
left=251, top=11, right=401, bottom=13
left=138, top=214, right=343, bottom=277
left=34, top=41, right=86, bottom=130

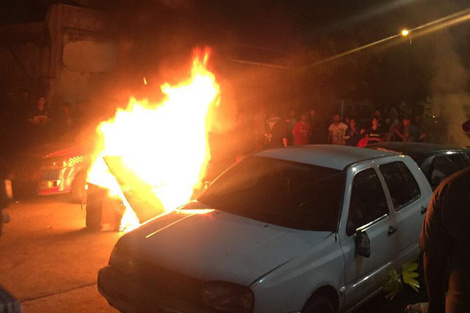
left=327, top=114, right=348, bottom=145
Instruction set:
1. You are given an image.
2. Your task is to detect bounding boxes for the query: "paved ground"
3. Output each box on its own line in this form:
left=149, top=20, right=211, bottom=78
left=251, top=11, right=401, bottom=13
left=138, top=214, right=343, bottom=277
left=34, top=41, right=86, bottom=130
left=0, top=196, right=120, bottom=313
left=1, top=195, right=427, bottom=313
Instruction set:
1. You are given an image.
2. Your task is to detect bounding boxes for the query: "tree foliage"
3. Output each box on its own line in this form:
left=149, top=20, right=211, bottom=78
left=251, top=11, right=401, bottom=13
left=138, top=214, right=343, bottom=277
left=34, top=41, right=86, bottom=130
left=383, top=261, right=420, bottom=300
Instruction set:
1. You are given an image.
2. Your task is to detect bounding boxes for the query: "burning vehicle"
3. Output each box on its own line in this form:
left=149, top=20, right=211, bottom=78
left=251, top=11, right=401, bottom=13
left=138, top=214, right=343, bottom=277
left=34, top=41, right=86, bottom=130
left=87, top=50, right=433, bottom=313
left=97, top=145, right=433, bottom=313
left=9, top=131, right=92, bottom=202
left=85, top=49, right=220, bottom=232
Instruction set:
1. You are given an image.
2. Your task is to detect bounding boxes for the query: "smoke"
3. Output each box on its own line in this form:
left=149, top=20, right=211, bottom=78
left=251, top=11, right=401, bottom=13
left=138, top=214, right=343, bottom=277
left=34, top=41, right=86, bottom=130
left=427, top=7, right=470, bottom=145
left=104, top=0, right=299, bottom=119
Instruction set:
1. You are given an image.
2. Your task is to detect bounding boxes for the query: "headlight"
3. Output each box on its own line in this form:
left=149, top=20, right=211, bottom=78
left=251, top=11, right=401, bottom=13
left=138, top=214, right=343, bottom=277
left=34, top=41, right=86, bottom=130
left=201, top=281, right=254, bottom=313
left=109, top=245, right=136, bottom=274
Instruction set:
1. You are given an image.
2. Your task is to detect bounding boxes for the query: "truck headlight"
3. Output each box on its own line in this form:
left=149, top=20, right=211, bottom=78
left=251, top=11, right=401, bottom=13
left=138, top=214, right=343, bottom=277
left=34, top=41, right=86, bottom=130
left=109, top=245, right=135, bottom=274
left=201, top=281, right=254, bottom=313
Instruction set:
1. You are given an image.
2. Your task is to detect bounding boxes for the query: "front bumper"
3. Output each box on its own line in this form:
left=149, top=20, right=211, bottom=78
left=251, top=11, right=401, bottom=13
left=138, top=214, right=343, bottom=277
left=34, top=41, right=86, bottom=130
left=37, top=168, right=72, bottom=195
left=98, top=266, right=218, bottom=313
left=13, top=168, right=74, bottom=196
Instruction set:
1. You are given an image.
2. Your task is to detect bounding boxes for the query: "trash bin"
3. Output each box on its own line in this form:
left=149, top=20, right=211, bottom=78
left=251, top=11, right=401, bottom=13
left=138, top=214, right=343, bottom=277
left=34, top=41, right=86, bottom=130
left=0, top=286, right=22, bottom=313
left=86, top=183, right=123, bottom=231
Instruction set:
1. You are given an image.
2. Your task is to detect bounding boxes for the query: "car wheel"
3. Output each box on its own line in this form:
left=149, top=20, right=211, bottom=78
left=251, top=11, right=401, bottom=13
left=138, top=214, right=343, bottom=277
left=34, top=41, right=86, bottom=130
left=302, top=294, right=336, bottom=313
left=71, top=172, right=87, bottom=203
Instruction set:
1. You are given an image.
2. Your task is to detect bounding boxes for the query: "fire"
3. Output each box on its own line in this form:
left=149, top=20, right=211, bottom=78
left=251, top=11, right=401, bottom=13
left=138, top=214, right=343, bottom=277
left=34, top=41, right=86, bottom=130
left=88, top=49, right=220, bottom=232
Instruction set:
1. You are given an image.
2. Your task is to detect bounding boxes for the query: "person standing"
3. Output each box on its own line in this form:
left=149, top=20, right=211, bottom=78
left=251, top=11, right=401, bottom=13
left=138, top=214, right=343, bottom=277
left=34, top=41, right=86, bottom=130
left=419, top=120, right=470, bottom=313
left=372, top=109, right=384, bottom=128
left=363, top=116, right=384, bottom=144
left=420, top=167, right=470, bottom=313
left=393, top=116, right=425, bottom=142
left=266, top=111, right=288, bottom=148
left=344, top=118, right=361, bottom=146
left=28, top=96, right=49, bottom=127
left=27, top=96, right=50, bottom=145
left=292, top=113, right=311, bottom=145
left=308, top=109, right=321, bottom=144
left=385, top=107, right=400, bottom=141
left=327, top=114, right=348, bottom=145
left=285, top=109, right=297, bottom=145
left=253, top=105, right=267, bottom=150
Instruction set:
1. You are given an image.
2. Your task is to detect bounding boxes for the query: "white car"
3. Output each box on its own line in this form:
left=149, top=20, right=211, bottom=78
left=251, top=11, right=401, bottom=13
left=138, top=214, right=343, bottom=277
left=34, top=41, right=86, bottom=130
left=98, top=145, right=432, bottom=313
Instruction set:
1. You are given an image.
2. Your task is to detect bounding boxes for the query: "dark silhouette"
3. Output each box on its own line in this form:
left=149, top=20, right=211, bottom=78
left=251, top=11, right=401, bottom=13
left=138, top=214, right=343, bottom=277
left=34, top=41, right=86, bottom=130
left=419, top=121, right=470, bottom=313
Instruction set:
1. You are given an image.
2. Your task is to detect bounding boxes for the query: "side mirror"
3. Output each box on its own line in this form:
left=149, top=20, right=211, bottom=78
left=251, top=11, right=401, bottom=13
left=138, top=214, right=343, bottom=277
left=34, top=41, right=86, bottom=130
left=355, top=230, right=371, bottom=258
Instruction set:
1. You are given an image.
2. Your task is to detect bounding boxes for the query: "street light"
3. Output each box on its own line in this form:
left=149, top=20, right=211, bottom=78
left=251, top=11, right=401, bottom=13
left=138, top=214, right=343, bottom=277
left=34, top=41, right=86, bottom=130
left=401, top=29, right=412, bottom=44
left=400, top=29, right=412, bottom=109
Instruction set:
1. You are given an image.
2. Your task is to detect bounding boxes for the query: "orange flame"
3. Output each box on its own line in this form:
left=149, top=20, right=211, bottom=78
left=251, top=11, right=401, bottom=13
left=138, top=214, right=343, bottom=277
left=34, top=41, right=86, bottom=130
left=88, top=49, right=220, bottom=232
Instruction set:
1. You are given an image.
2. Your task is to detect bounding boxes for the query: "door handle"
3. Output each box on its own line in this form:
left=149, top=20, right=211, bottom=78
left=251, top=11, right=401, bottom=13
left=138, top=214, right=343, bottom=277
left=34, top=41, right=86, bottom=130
left=420, top=206, right=428, bottom=215
left=388, top=225, right=397, bottom=235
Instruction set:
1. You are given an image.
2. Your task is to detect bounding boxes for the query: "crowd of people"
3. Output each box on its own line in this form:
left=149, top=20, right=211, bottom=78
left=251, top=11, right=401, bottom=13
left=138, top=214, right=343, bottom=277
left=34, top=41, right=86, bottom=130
left=245, top=107, right=470, bottom=313
left=241, top=106, right=427, bottom=154
left=27, top=97, right=87, bottom=138
left=0, top=95, right=88, bottom=153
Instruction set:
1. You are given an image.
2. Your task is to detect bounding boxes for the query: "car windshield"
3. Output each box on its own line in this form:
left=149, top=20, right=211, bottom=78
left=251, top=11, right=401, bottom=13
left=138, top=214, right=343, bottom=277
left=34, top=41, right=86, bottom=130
left=198, top=156, right=345, bottom=231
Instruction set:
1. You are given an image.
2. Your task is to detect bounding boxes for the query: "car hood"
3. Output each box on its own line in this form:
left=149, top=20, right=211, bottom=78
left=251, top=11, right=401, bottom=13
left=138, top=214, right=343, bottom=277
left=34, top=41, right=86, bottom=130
left=119, top=202, right=333, bottom=286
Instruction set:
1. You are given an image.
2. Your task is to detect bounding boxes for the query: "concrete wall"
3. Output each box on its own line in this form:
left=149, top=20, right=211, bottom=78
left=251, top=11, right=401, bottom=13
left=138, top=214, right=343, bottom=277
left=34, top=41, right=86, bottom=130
left=0, top=4, right=117, bottom=118
left=46, top=4, right=117, bottom=111
left=0, top=23, right=49, bottom=114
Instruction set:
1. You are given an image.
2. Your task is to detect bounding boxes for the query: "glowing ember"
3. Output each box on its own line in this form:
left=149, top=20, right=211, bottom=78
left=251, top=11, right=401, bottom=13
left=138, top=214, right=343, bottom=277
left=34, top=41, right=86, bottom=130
left=88, top=49, right=220, bottom=232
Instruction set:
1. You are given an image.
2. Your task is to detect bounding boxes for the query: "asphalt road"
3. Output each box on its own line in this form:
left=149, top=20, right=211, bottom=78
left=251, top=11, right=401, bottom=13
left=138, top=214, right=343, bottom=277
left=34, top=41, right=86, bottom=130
left=0, top=196, right=120, bottom=313
left=1, top=195, right=427, bottom=313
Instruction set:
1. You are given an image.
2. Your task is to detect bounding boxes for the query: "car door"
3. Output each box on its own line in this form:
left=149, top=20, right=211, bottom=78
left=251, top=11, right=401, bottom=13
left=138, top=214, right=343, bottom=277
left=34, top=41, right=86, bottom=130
left=378, top=159, right=430, bottom=263
left=340, top=165, right=398, bottom=310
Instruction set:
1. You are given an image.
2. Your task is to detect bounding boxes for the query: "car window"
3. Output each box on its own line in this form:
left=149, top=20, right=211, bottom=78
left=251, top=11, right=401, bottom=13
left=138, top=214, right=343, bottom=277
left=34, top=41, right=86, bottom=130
left=430, top=154, right=466, bottom=187
left=379, top=161, right=420, bottom=210
left=347, top=168, right=388, bottom=236
left=198, top=156, right=345, bottom=232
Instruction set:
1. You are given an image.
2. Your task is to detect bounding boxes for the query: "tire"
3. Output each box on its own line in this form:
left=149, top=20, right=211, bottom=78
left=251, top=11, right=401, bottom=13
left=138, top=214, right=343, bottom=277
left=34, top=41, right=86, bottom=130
left=71, top=172, right=87, bottom=203
left=302, top=294, right=336, bottom=313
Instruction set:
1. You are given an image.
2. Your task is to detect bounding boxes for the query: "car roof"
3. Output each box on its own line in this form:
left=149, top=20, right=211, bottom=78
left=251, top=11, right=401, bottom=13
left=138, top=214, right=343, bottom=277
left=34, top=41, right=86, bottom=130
left=255, top=145, right=396, bottom=170
left=365, top=142, right=470, bottom=163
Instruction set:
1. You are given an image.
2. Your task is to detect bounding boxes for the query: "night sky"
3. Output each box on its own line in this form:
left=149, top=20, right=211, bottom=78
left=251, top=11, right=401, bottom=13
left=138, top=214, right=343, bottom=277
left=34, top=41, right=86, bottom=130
left=2, top=0, right=468, bottom=41
left=1, top=0, right=469, bottom=62
left=1, top=0, right=469, bottom=116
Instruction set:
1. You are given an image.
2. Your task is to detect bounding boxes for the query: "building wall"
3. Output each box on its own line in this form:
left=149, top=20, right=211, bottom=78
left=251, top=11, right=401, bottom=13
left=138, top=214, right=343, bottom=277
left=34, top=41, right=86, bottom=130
left=46, top=4, right=117, bottom=112
left=0, top=4, right=116, bottom=118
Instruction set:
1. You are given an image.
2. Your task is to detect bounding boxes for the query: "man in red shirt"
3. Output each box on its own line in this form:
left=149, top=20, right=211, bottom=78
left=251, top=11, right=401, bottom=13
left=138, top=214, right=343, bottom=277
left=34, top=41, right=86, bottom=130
left=292, top=113, right=312, bottom=145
